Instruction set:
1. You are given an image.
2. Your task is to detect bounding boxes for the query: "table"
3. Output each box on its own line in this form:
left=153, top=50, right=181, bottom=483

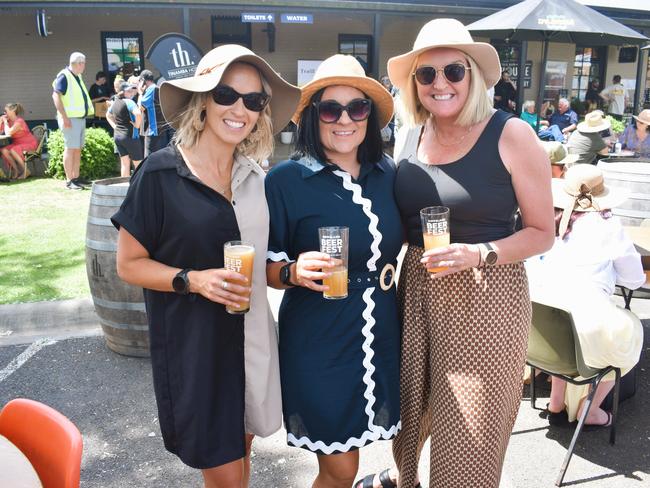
left=0, top=135, right=11, bottom=147
left=0, top=434, right=42, bottom=487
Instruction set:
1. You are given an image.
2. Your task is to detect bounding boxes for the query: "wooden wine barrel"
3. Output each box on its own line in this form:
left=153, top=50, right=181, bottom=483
left=85, top=177, right=150, bottom=357
left=597, top=158, right=650, bottom=226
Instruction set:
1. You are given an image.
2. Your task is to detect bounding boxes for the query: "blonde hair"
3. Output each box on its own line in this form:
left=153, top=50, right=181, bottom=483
left=4, top=102, right=24, bottom=117
left=172, top=73, right=274, bottom=164
left=399, top=52, right=493, bottom=128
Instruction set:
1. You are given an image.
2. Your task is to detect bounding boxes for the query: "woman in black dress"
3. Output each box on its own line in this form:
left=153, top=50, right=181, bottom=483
left=112, top=45, right=299, bottom=487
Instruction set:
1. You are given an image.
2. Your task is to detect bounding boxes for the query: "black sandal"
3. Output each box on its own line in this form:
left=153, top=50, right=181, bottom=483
left=354, top=468, right=397, bottom=488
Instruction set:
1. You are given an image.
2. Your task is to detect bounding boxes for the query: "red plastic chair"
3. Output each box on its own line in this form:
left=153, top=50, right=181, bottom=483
left=0, top=398, right=82, bottom=488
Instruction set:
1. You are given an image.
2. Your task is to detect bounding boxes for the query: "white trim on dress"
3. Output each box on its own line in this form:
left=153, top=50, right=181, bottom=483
left=267, top=250, right=290, bottom=262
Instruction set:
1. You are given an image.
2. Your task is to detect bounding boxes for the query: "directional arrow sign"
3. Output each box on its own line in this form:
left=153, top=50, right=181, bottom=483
left=241, top=13, right=275, bottom=23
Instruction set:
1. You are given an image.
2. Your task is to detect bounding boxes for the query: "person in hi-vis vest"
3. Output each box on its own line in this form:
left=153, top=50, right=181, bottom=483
left=52, top=52, right=94, bottom=190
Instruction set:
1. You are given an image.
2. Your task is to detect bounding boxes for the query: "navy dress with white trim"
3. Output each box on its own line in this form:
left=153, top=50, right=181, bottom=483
left=265, top=155, right=402, bottom=454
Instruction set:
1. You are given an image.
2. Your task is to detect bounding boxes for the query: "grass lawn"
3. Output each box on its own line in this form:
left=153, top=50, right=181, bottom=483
left=0, top=178, right=91, bottom=304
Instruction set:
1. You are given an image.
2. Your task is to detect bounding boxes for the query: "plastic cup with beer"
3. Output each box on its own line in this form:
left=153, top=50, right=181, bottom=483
left=420, top=206, right=450, bottom=273
left=318, top=226, right=349, bottom=300
left=223, top=240, right=255, bottom=314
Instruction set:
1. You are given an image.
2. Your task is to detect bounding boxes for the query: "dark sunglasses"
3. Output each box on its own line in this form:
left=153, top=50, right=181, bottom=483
left=313, top=98, right=372, bottom=124
left=413, top=63, right=471, bottom=85
left=211, top=85, right=270, bottom=112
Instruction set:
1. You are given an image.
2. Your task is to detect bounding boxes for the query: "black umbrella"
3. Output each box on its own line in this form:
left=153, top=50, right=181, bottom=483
left=467, top=0, right=648, bottom=126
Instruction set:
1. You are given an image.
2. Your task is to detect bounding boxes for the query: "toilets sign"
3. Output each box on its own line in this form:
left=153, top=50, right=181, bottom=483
left=241, top=13, right=275, bottom=23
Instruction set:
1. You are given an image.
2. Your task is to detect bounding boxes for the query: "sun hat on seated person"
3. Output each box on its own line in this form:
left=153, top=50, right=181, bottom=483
left=160, top=44, right=300, bottom=134
left=577, top=110, right=611, bottom=133
left=542, top=141, right=579, bottom=167
left=633, top=109, right=650, bottom=126
left=552, top=164, right=629, bottom=237
left=290, top=54, right=394, bottom=128
left=387, top=18, right=501, bottom=91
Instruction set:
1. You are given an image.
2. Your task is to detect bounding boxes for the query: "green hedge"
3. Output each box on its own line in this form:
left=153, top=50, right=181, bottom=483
left=47, top=127, right=119, bottom=180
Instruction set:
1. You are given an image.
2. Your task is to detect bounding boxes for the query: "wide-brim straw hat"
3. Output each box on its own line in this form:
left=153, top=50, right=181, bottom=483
left=387, top=18, right=501, bottom=91
left=577, top=110, right=611, bottom=133
left=291, top=54, right=394, bottom=128
left=633, top=109, right=650, bottom=126
left=541, top=141, right=579, bottom=166
left=160, top=44, right=300, bottom=134
left=552, top=164, right=628, bottom=236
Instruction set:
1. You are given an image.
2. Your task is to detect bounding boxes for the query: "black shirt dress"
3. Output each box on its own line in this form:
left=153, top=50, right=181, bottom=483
left=111, top=145, right=246, bottom=469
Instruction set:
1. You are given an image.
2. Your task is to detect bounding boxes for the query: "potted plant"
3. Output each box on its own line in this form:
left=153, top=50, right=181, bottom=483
left=280, top=121, right=296, bottom=145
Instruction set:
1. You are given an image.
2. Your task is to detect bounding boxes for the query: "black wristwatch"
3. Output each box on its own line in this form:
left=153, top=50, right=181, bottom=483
left=172, top=268, right=192, bottom=295
left=480, top=242, right=498, bottom=267
left=279, top=262, right=294, bottom=286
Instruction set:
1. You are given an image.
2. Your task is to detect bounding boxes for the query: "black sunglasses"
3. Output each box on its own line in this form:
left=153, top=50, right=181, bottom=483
left=211, top=85, right=270, bottom=112
left=413, top=63, right=471, bottom=85
left=313, top=98, right=372, bottom=124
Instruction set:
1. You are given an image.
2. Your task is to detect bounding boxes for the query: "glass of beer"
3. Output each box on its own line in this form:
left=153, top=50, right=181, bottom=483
left=318, top=226, right=349, bottom=300
left=223, top=240, right=255, bottom=314
left=420, top=206, right=450, bottom=273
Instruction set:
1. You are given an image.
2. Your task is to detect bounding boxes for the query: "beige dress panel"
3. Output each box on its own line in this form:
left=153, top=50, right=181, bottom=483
left=230, top=155, right=282, bottom=437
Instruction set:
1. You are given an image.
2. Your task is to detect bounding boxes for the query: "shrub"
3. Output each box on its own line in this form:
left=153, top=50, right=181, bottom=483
left=47, top=127, right=119, bottom=180
left=606, top=115, right=626, bottom=136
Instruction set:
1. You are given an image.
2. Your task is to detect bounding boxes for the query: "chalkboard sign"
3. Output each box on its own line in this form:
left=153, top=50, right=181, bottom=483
left=618, top=47, right=637, bottom=63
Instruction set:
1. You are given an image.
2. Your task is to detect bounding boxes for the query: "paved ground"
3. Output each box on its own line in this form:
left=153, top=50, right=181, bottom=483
left=0, top=289, right=648, bottom=487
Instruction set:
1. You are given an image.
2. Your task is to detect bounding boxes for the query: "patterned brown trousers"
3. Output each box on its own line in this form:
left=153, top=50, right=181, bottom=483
left=393, top=246, right=531, bottom=488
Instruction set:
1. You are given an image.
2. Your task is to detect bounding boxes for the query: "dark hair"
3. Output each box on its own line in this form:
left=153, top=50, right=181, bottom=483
left=613, top=75, right=621, bottom=83
left=95, top=71, right=107, bottom=80
left=293, top=88, right=383, bottom=165
left=554, top=208, right=612, bottom=239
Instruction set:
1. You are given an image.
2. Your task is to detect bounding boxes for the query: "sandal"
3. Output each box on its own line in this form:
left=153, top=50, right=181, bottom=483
left=583, top=411, right=613, bottom=431
left=354, top=469, right=396, bottom=488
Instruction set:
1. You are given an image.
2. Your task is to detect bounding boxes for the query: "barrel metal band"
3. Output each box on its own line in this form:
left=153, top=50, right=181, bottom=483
left=91, top=196, right=123, bottom=207
left=92, top=185, right=129, bottom=197
left=92, top=296, right=146, bottom=312
left=99, top=317, right=149, bottom=331
left=86, top=238, right=117, bottom=252
left=87, top=216, right=114, bottom=227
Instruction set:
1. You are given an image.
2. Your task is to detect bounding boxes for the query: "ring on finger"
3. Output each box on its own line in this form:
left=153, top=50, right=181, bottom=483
left=222, top=280, right=229, bottom=290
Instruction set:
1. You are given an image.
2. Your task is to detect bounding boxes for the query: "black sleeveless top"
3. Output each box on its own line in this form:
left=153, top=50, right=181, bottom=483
left=395, top=110, right=518, bottom=246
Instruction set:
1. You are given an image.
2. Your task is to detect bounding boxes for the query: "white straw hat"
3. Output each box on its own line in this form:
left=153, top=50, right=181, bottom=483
left=387, top=18, right=501, bottom=91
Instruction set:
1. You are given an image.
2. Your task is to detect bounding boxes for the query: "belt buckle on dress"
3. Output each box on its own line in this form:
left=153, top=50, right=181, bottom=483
left=380, top=263, right=396, bottom=291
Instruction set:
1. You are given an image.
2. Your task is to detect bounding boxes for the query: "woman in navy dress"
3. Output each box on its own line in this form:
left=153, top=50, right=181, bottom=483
left=113, top=45, right=299, bottom=487
left=266, top=54, right=401, bottom=488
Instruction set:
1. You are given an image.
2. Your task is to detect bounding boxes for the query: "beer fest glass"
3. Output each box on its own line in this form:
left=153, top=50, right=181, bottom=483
left=319, top=226, right=349, bottom=299
left=420, top=206, right=450, bottom=273
left=223, top=240, right=255, bottom=314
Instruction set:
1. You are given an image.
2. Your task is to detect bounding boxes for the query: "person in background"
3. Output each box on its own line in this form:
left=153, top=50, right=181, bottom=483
left=520, top=100, right=549, bottom=131
left=138, top=69, right=172, bottom=157
left=89, top=71, right=112, bottom=104
left=541, top=141, right=578, bottom=179
left=112, top=44, right=300, bottom=488
left=566, top=110, right=611, bottom=165
left=0, top=102, right=38, bottom=179
left=599, top=75, right=628, bottom=121
left=585, top=79, right=601, bottom=113
left=493, top=69, right=517, bottom=113
left=526, top=164, right=645, bottom=429
left=538, top=98, right=578, bottom=142
left=388, top=18, right=553, bottom=488
left=52, top=51, right=94, bottom=190
left=106, top=82, right=142, bottom=177
left=620, top=109, right=650, bottom=158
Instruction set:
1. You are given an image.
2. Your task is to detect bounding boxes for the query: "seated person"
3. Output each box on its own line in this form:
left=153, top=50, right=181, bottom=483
left=541, top=141, right=578, bottom=178
left=520, top=100, right=549, bottom=131
left=619, top=109, right=650, bottom=158
left=526, top=164, right=645, bottom=428
left=566, top=110, right=611, bottom=165
left=0, top=102, right=38, bottom=179
left=538, top=98, right=578, bottom=142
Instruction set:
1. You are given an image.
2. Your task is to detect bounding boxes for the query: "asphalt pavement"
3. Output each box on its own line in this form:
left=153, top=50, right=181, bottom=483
left=0, top=288, right=648, bottom=487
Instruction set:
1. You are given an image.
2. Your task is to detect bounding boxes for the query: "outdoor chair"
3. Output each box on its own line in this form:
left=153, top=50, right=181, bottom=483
left=0, top=398, right=83, bottom=488
left=527, top=300, right=621, bottom=487
left=23, top=124, right=48, bottom=177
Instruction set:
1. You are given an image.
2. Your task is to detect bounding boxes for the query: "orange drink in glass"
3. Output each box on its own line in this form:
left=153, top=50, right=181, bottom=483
left=420, top=206, right=450, bottom=273
left=319, top=226, right=349, bottom=299
left=223, top=241, right=255, bottom=314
